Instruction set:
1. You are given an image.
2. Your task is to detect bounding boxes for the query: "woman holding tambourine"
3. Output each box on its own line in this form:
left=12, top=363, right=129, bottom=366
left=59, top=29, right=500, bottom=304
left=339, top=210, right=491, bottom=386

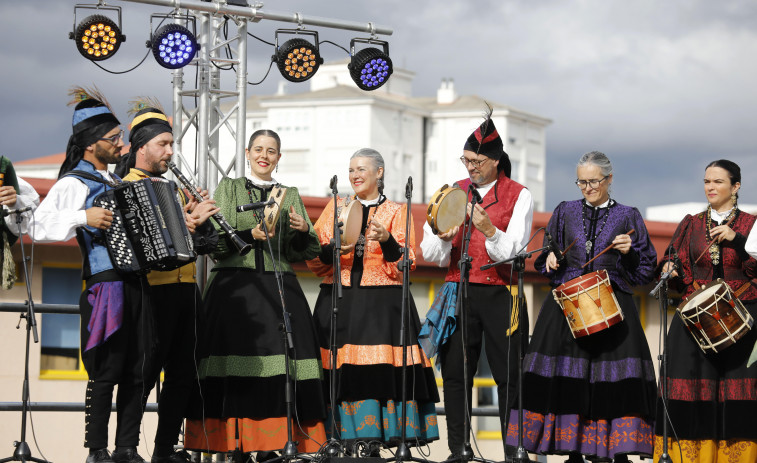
left=306, top=148, right=439, bottom=453
left=505, top=151, right=657, bottom=463
left=184, top=129, right=327, bottom=458
left=654, top=159, right=757, bottom=463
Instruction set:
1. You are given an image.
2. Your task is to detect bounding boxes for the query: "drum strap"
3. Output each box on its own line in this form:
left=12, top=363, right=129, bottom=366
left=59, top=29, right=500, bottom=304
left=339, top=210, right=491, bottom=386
left=735, top=282, right=751, bottom=298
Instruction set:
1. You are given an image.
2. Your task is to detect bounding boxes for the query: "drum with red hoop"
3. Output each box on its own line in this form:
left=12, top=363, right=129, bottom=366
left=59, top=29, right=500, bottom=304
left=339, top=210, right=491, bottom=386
left=553, top=270, right=624, bottom=338
left=677, top=279, right=753, bottom=353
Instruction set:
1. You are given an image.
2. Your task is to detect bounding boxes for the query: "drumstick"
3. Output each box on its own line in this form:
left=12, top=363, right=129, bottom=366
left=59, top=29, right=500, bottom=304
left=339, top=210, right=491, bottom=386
left=581, top=229, right=635, bottom=269
left=561, top=237, right=578, bottom=256
left=693, top=215, right=736, bottom=265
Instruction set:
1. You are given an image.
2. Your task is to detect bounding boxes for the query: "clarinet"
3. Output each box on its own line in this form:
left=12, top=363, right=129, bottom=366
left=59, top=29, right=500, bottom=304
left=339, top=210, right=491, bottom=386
left=167, top=161, right=253, bottom=256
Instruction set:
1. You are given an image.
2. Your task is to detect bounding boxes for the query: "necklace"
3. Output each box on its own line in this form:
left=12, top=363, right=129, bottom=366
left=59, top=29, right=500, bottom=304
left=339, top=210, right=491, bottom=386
left=582, top=200, right=611, bottom=255
left=705, top=204, right=736, bottom=266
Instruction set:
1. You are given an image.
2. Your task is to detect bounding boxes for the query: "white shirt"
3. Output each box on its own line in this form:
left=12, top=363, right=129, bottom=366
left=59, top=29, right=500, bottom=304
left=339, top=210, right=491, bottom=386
left=746, top=228, right=757, bottom=260
left=27, top=170, right=116, bottom=243
left=3, top=177, right=40, bottom=236
left=421, top=185, right=534, bottom=267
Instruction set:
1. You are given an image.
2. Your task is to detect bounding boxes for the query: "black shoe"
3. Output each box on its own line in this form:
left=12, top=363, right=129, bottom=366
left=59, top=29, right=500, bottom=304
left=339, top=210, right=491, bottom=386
left=445, top=454, right=462, bottom=463
left=87, top=449, right=115, bottom=463
left=151, top=450, right=192, bottom=463
left=112, top=447, right=146, bottom=463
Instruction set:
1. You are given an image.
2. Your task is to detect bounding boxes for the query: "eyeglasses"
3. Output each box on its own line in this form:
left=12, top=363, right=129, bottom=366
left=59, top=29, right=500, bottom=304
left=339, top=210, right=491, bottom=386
left=575, top=176, right=609, bottom=190
left=99, top=129, right=124, bottom=145
left=460, top=156, right=489, bottom=168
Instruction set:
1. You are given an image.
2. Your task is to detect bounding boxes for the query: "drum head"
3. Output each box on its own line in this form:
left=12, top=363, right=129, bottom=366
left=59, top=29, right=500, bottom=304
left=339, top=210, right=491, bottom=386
left=340, top=200, right=362, bottom=245
left=434, top=188, right=467, bottom=234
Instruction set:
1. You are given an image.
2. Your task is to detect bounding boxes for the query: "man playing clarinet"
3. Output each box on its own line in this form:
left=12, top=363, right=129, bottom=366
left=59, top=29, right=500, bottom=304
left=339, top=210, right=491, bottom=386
left=115, top=99, right=218, bottom=463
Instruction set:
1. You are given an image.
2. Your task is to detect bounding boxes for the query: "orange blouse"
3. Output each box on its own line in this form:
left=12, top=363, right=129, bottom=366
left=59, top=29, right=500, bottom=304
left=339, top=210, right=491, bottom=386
left=307, top=196, right=416, bottom=286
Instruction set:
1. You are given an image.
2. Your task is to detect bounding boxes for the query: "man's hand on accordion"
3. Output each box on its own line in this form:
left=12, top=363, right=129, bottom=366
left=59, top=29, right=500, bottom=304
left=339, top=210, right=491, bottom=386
left=86, top=207, right=114, bottom=230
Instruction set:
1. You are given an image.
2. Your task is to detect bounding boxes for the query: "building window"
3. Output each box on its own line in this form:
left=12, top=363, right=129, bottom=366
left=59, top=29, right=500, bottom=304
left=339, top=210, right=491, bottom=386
left=40, top=266, right=84, bottom=378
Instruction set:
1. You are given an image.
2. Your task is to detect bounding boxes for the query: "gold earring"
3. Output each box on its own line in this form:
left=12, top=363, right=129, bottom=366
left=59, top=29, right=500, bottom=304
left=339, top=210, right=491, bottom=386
left=731, top=193, right=737, bottom=206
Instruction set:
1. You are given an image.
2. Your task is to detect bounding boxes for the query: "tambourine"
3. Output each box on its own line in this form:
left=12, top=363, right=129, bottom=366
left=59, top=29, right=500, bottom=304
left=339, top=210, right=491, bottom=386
left=338, top=198, right=362, bottom=245
left=262, top=185, right=288, bottom=233
left=426, top=184, right=466, bottom=234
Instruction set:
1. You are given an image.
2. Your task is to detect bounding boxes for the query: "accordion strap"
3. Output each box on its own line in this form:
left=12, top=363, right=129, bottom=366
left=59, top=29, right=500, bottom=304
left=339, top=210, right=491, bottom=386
left=62, top=170, right=120, bottom=188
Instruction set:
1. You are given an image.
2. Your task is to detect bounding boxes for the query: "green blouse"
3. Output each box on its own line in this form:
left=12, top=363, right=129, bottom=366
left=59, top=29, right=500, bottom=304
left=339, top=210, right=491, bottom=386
left=208, top=176, right=320, bottom=274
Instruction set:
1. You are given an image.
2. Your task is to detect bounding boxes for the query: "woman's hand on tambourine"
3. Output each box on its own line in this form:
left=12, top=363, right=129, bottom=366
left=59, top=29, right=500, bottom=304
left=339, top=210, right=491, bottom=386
left=710, top=224, right=736, bottom=243
left=662, top=261, right=679, bottom=279
left=339, top=243, right=355, bottom=255
left=611, top=233, right=633, bottom=254
left=288, top=206, right=309, bottom=232
left=546, top=252, right=560, bottom=271
left=467, top=203, right=497, bottom=238
left=252, top=223, right=275, bottom=241
left=366, top=218, right=389, bottom=243
left=438, top=225, right=459, bottom=242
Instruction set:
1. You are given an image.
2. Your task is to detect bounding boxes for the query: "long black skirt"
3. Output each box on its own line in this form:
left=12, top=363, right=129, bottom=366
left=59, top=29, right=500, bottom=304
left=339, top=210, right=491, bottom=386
left=506, top=287, right=657, bottom=459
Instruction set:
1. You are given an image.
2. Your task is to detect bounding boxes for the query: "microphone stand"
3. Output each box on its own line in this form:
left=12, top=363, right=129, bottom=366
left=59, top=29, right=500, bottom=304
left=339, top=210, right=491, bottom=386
left=253, top=204, right=309, bottom=463
left=650, top=271, right=674, bottom=463
left=481, top=239, right=549, bottom=463
left=391, top=178, right=423, bottom=463
left=324, top=178, right=344, bottom=458
left=442, top=184, right=491, bottom=463
left=1, top=210, right=50, bottom=463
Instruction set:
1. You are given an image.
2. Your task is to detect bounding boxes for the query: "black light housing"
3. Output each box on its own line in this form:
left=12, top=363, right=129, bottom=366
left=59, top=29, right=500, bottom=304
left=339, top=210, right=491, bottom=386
left=273, top=30, right=323, bottom=83
left=348, top=38, right=393, bottom=91
left=70, top=5, right=125, bottom=61
left=151, top=24, right=197, bottom=69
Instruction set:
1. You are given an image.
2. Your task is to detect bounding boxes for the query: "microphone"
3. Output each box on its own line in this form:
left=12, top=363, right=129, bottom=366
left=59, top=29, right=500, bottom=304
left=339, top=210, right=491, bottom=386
left=1, top=206, right=33, bottom=217
left=405, top=176, right=413, bottom=198
left=545, top=231, right=565, bottom=264
left=236, top=198, right=275, bottom=212
left=329, top=175, right=338, bottom=193
left=470, top=186, right=483, bottom=204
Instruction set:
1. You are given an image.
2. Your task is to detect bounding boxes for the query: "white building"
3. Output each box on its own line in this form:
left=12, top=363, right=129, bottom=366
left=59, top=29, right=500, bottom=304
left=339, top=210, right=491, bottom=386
left=178, top=62, right=552, bottom=210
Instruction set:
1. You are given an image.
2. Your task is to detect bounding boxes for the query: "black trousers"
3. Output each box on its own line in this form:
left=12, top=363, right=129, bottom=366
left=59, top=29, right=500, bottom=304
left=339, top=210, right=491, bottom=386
left=439, top=284, right=526, bottom=455
left=149, top=283, right=201, bottom=452
left=80, top=276, right=154, bottom=449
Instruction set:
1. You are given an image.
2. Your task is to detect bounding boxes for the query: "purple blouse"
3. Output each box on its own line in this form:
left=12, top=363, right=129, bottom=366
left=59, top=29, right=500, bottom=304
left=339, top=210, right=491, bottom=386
left=535, top=199, right=657, bottom=293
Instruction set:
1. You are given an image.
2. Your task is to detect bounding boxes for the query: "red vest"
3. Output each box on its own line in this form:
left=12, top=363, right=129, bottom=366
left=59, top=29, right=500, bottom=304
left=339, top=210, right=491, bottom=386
left=445, top=171, right=526, bottom=285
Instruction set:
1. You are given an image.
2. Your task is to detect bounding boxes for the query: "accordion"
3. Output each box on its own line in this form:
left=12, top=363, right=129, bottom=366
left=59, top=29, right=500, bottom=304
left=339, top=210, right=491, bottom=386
left=94, top=177, right=195, bottom=273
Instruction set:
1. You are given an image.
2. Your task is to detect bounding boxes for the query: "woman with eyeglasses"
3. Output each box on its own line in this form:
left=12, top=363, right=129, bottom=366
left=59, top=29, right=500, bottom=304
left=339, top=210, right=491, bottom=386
left=653, top=159, right=757, bottom=463
left=506, top=151, right=658, bottom=463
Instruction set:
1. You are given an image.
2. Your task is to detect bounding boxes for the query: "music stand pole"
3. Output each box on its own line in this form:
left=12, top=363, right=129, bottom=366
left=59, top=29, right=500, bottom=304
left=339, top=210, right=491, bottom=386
left=391, top=177, right=423, bottom=463
left=650, top=274, right=673, bottom=463
left=255, top=211, right=309, bottom=463
left=482, top=241, right=550, bottom=463
left=441, top=185, right=491, bottom=463
left=324, top=181, right=344, bottom=458
left=1, top=210, right=49, bottom=463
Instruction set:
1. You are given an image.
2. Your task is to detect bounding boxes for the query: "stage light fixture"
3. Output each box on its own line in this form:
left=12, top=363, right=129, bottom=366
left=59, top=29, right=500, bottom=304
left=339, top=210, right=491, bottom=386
left=348, top=38, right=393, bottom=91
left=273, top=30, right=323, bottom=83
left=149, top=19, right=198, bottom=70
left=70, top=5, right=125, bottom=61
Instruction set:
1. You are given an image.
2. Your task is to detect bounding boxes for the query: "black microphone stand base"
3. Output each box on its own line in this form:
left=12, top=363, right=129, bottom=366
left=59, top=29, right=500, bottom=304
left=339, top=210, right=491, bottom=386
left=0, top=441, right=48, bottom=463
left=506, top=447, right=532, bottom=463
left=657, top=453, right=673, bottom=463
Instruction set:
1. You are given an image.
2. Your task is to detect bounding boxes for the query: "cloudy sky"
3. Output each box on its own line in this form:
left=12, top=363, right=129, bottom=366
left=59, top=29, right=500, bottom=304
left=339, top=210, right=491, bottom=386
left=1, top=0, right=755, bottom=212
